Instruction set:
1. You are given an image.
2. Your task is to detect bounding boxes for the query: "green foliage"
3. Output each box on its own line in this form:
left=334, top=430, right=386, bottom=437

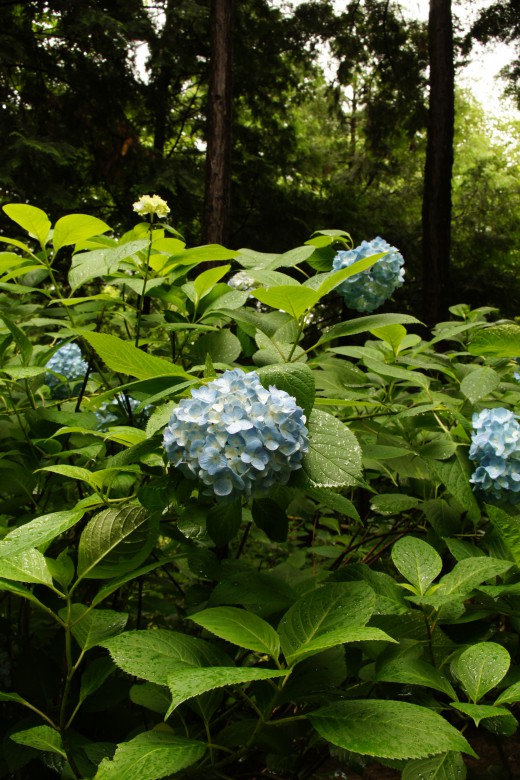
left=0, top=200, right=519, bottom=780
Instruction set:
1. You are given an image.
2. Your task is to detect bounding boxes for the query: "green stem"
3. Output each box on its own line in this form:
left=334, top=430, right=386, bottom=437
left=135, top=218, right=155, bottom=348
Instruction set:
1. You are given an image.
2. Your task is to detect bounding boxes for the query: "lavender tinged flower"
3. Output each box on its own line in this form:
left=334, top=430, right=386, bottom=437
left=469, top=408, right=520, bottom=503
left=162, top=369, right=309, bottom=500
left=333, top=236, right=405, bottom=313
left=45, top=343, right=88, bottom=399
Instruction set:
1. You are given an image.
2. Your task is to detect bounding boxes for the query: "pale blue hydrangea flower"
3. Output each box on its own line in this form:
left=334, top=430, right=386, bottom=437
left=332, top=236, right=405, bottom=313
left=45, top=343, right=88, bottom=399
left=162, top=368, right=309, bottom=499
left=469, top=407, right=520, bottom=503
left=228, top=271, right=258, bottom=293
left=95, top=394, right=150, bottom=430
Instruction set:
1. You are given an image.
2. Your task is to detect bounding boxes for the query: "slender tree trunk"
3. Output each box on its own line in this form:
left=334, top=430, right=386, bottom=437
left=422, top=0, right=454, bottom=326
left=202, top=0, right=233, bottom=246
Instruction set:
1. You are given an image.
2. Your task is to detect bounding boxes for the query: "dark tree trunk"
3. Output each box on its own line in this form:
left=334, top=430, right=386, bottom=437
left=202, top=0, right=233, bottom=246
left=422, top=0, right=454, bottom=326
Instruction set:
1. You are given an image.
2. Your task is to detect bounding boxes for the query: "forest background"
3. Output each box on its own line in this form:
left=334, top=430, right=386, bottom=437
left=0, top=0, right=519, bottom=323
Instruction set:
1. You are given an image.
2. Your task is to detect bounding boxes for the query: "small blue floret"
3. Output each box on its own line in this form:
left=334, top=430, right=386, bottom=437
left=162, top=369, right=309, bottom=500
left=45, top=343, right=88, bottom=399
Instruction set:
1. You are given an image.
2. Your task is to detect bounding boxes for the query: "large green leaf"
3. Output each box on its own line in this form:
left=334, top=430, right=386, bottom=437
left=82, top=332, right=192, bottom=380
left=0, top=509, right=85, bottom=559
left=3, top=203, right=51, bottom=249
left=190, top=606, right=280, bottom=659
left=486, top=504, right=520, bottom=567
left=278, top=582, right=392, bottom=664
left=101, top=629, right=229, bottom=685
left=468, top=323, right=520, bottom=358
left=77, top=504, right=158, bottom=579
left=253, top=285, right=319, bottom=320
left=0, top=548, right=53, bottom=587
left=450, top=702, right=512, bottom=726
left=451, top=642, right=510, bottom=703
left=459, top=366, right=501, bottom=404
left=69, top=239, right=148, bottom=290
left=10, top=726, right=66, bottom=758
left=300, top=409, right=362, bottom=488
left=53, top=213, right=111, bottom=254
left=165, top=667, right=286, bottom=717
left=309, top=700, right=476, bottom=759
left=317, top=313, right=421, bottom=346
left=257, top=362, right=315, bottom=419
left=392, top=537, right=442, bottom=596
left=402, top=752, right=467, bottom=780
left=424, top=557, right=513, bottom=607
left=0, top=313, right=33, bottom=364
left=62, top=604, right=129, bottom=651
left=376, top=655, right=456, bottom=698
left=94, top=730, right=205, bottom=780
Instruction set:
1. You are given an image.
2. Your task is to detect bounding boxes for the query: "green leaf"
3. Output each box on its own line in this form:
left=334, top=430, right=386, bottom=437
left=257, top=362, right=315, bottom=419
left=460, top=367, right=501, bottom=404
left=468, top=323, right=520, bottom=358
left=206, top=500, right=242, bottom=546
left=94, top=730, right=205, bottom=780
left=102, top=629, right=230, bottom=685
left=425, top=558, right=513, bottom=606
left=494, top=680, right=520, bottom=706
left=0, top=548, right=53, bottom=587
left=451, top=702, right=511, bottom=726
left=313, top=252, right=385, bottom=297
left=53, top=214, right=111, bottom=254
left=0, top=509, right=85, bottom=559
left=300, top=409, right=362, bottom=488
left=10, top=726, right=66, bottom=758
left=192, top=330, right=242, bottom=364
left=79, top=657, right=116, bottom=703
left=429, top=457, right=480, bottom=522
left=165, top=667, right=286, bottom=717
left=402, top=752, right=467, bottom=780
left=451, top=642, right=510, bottom=703
left=309, top=700, right=476, bottom=759
left=190, top=606, right=280, bottom=659
left=77, top=504, right=158, bottom=579
left=162, top=244, right=238, bottom=271
left=253, top=284, right=319, bottom=320
left=3, top=204, right=51, bottom=249
left=0, top=314, right=33, bottom=364
left=64, top=604, right=128, bottom=651
left=363, top=357, right=430, bottom=389
left=68, top=239, right=148, bottom=290
left=278, top=582, right=391, bottom=664
left=193, top=264, right=231, bottom=302
left=376, top=655, right=456, bottom=698
left=317, top=313, right=421, bottom=346
left=82, top=332, right=192, bottom=380
left=371, top=494, right=420, bottom=515
left=486, top=504, right=520, bottom=567
left=392, top=537, right=442, bottom=596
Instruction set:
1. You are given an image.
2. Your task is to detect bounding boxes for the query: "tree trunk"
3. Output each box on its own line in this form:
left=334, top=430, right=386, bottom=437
left=202, top=0, right=233, bottom=246
left=422, top=0, right=454, bottom=326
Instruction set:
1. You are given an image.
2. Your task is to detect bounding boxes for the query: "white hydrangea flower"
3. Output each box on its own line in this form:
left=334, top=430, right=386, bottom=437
left=132, top=194, right=170, bottom=219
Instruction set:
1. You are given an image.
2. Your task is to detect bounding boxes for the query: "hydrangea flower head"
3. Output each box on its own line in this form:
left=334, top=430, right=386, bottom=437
left=45, top=343, right=88, bottom=399
left=469, top=407, right=520, bottom=503
left=332, top=236, right=405, bottom=312
left=133, top=194, right=170, bottom=219
left=228, top=271, right=258, bottom=293
left=162, top=369, right=309, bottom=499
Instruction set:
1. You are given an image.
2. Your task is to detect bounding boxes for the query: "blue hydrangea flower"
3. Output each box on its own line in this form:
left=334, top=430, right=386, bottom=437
left=332, top=237, right=405, bottom=313
left=228, top=271, right=258, bottom=293
left=45, top=343, right=88, bottom=399
left=469, top=408, right=520, bottom=503
left=162, top=369, right=309, bottom=499
left=95, top=394, right=150, bottom=430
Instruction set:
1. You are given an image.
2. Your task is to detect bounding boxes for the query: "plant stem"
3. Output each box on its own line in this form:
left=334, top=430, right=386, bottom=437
left=135, top=218, right=155, bottom=348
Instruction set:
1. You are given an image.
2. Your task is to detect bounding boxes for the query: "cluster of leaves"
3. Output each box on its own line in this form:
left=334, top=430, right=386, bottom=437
left=1, top=203, right=520, bottom=779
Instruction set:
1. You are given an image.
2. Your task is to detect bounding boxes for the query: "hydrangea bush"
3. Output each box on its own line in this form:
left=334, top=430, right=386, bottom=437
left=163, top=368, right=308, bottom=498
left=333, top=236, right=405, bottom=312
left=1, top=201, right=520, bottom=780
